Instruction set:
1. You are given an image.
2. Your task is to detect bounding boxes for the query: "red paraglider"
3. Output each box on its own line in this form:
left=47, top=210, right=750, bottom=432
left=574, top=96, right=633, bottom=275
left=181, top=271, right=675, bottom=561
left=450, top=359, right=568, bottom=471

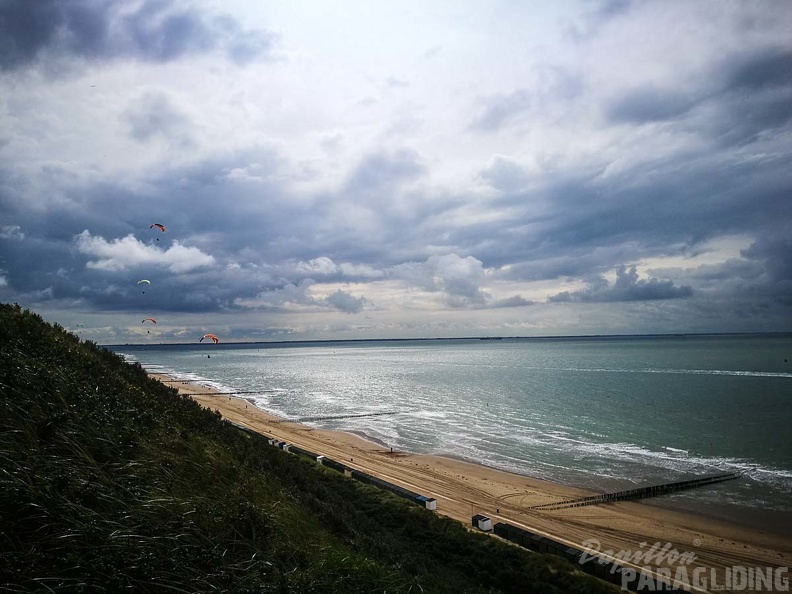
left=199, top=333, right=219, bottom=344
left=142, top=317, right=157, bottom=324
left=150, top=223, right=165, bottom=240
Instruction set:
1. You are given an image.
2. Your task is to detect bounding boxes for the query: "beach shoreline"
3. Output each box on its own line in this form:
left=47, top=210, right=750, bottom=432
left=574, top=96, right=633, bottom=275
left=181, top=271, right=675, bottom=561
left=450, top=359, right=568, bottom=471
left=151, top=372, right=791, bottom=590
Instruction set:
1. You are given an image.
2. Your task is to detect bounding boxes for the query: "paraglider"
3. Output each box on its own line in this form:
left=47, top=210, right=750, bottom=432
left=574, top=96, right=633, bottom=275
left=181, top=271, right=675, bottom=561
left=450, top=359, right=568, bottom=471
left=199, top=333, right=219, bottom=344
left=150, top=223, right=165, bottom=240
left=137, top=279, right=151, bottom=294
left=142, top=317, right=157, bottom=324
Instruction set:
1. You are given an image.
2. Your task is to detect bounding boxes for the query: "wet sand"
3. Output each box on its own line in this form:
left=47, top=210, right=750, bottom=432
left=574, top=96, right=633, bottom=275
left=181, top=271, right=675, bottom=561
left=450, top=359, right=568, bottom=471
left=153, top=373, right=791, bottom=592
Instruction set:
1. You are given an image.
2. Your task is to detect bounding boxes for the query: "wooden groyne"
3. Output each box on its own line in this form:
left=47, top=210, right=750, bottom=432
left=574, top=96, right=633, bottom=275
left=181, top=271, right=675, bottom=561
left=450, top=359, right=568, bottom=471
left=529, top=472, right=740, bottom=510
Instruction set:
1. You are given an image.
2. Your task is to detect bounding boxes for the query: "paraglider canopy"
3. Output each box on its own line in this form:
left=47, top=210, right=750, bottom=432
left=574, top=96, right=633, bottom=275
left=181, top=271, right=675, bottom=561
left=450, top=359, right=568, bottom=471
left=150, top=223, right=165, bottom=240
left=199, top=333, right=219, bottom=344
left=142, top=317, right=157, bottom=324
left=137, top=279, right=151, bottom=285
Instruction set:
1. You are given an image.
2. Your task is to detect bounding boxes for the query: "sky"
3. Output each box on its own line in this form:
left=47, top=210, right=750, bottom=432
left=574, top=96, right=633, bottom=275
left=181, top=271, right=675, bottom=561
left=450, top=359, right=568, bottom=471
left=1, top=0, right=791, bottom=344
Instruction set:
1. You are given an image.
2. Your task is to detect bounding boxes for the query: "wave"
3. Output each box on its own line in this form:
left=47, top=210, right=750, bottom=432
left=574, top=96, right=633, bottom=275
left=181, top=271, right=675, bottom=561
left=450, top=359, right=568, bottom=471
left=550, top=367, right=792, bottom=379
left=360, top=356, right=792, bottom=379
left=663, top=446, right=688, bottom=454
left=521, top=434, right=792, bottom=489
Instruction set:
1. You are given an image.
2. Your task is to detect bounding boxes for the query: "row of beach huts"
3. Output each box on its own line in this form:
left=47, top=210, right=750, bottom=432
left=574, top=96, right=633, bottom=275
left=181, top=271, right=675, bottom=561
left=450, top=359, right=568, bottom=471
left=270, top=437, right=440, bottom=509
left=229, top=420, right=680, bottom=592
left=228, top=421, right=438, bottom=510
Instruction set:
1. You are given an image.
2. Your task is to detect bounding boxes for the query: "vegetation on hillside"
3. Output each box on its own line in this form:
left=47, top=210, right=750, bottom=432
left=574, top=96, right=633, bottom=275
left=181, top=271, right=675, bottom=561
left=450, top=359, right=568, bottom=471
left=0, top=303, right=616, bottom=593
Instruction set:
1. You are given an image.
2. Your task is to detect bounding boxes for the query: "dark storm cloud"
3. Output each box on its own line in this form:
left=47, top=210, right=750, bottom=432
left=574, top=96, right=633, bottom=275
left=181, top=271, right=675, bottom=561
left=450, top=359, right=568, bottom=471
left=324, top=290, right=367, bottom=314
left=548, top=266, right=692, bottom=303
left=0, top=148, right=286, bottom=314
left=606, top=87, right=698, bottom=124
left=123, top=0, right=214, bottom=61
left=727, top=49, right=792, bottom=91
left=469, top=90, right=532, bottom=132
left=471, top=141, right=791, bottom=280
left=0, top=0, right=72, bottom=69
left=710, top=92, right=792, bottom=146
left=741, top=231, right=792, bottom=283
left=593, top=0, right=633, bottom=21
left=605, top=47, right=792, bottom=144
left=469, top=65, right=583, bottom=133
left=0, top=0, right=275, bottom=71
left=739, top=230, right=792, bottom=306
left=479, top=156, right=530, bottom=192
left=565, top=0, right=634, bottom=41
left=125, top=92, right=193, bottom=144
left=1, top=140, right=441, bottom=315
left=490, top=295, right=534, bottom=308
left=7, top=105, right=787, bottom=316
left=698, top=48, right=792, bottom=145
left=344, top=148, right=425, bottom=193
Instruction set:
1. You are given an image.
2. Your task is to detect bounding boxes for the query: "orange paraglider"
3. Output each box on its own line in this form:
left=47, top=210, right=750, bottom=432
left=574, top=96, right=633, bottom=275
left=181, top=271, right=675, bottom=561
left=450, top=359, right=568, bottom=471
left=150, top=223, right=165, bottom=240
left=199, top=333, right=219, bottom=344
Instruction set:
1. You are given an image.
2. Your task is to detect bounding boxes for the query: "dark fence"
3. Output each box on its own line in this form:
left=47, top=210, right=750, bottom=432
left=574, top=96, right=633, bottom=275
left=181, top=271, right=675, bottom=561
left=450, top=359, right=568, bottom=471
left=493, top=522, right=682, bottom=592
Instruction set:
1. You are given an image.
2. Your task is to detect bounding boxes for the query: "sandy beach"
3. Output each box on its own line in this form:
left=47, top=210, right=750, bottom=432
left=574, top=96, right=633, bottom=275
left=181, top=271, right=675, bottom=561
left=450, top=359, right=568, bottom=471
left=153, top=373, right=791, bottom=592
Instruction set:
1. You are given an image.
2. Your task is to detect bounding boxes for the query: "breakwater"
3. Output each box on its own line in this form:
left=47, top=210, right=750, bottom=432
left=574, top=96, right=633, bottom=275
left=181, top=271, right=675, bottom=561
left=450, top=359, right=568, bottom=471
left=528, top=472, right=741, bottom=510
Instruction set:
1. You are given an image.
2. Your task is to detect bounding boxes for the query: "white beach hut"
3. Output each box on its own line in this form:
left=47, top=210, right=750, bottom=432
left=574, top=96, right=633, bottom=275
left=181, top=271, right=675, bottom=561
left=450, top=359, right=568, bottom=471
left=472, top=514, right=492, bottom=531
left=416, top=495, right=437, bottom=510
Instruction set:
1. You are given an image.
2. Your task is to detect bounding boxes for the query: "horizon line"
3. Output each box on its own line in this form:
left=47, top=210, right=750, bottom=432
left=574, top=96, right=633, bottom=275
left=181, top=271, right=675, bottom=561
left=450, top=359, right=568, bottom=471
left=102, top=331, right=792, bottom=348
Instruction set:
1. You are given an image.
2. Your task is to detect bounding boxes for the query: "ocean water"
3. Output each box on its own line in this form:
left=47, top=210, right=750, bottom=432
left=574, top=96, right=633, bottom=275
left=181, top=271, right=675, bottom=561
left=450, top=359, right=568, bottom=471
left=113, top=335, right=792, bottom=533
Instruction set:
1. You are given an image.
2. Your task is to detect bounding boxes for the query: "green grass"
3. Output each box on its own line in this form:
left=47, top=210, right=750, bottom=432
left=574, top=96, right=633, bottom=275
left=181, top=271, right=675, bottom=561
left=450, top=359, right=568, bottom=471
left=0, top=303, right=617, bottom=593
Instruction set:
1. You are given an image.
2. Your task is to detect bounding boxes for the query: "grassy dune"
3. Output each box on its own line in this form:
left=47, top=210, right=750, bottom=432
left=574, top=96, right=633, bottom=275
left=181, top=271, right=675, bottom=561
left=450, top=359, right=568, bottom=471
left=0, top=303, right=616, bottom=593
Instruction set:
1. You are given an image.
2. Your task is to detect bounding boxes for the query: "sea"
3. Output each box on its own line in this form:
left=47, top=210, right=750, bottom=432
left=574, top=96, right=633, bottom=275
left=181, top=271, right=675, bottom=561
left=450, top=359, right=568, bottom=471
left=112, top=334, right=792, bottom=535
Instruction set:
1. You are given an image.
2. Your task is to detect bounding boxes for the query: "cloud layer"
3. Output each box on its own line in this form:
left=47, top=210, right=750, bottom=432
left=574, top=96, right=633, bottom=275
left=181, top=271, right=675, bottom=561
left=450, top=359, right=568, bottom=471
left=1, top=0, right=790, bottom=342
left=0, top=0, right=275, bottom=70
